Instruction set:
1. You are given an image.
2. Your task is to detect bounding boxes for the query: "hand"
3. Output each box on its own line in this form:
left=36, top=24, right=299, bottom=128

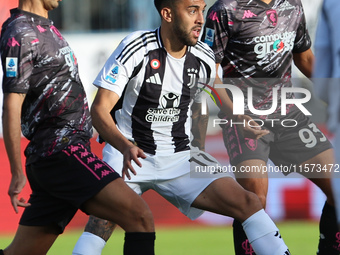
left=234, top=115, right=270, bottom=139
left=8, top=172, right=30, bottom=213
left=121, top=144, right=146, bottom=180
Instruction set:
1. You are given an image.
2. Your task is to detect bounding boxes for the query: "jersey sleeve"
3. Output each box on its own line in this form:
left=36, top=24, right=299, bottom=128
left=292, top=2, right=311, bottom=53
left=195, top=45, right=217, bottom=103
left=93, top=33, right=141, bottom=97
left=202, top=5, right=230, bottom=64
left=1, top=29, right=37, bottom=94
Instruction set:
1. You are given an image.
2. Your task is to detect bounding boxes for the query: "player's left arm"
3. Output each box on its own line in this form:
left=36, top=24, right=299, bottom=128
left=293, top=48, right=315, bottom=78
left=293, top=2, right=314, bottom=79
left=191, top=101, right=209, bottom=151
left=2, top=92, right=31, bottom=213
left=91, top=87, right=146, bottom=180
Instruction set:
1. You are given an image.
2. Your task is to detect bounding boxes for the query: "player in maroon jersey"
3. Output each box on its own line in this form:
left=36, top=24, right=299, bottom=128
left=0, top=0, right=156, bottom=254
left=202, top=0, right=337, bottom=254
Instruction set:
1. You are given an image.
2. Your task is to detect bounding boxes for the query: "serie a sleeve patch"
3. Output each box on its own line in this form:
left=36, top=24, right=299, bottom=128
left=6, top=57, right=18, bottom=77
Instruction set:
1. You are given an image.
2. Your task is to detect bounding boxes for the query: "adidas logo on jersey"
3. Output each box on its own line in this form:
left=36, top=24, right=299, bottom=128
left=146, top=73, right=162, bottom=85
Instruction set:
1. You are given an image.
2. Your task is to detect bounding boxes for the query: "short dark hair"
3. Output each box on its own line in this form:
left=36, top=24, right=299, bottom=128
left=154, top=0, right=177, bottom=14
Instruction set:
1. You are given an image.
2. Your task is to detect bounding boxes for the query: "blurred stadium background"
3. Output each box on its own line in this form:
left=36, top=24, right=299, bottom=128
left=0, top=0, right=331, bottom=249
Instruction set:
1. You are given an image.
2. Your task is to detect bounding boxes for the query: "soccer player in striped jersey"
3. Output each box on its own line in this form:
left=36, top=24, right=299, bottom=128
left=72, top=0, right=291, bottom=255
left=202, top=0, right=337, bottom=254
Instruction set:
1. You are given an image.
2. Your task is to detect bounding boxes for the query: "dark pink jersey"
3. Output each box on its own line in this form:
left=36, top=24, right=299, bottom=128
left=202, top=0, right=311, bottom=117
left=1, top=9, right=92, bottom=163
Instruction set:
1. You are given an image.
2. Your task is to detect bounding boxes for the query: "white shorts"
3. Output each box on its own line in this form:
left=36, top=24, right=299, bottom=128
left=102, top=143, right=232, bottom=220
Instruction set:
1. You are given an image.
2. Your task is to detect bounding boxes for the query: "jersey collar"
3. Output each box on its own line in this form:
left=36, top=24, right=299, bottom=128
left=156, top=27, right=164, bottom=49
left=254, top=0, right=276, bottom=8
left=11, top=8, right=52, bottom=26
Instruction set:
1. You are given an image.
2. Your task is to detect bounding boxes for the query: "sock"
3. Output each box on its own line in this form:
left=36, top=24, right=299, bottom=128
left=242, top=209, right=290, bottom=255
left=124, top=232, right=155, bottom=255
left=233, top=219, right=256, bottom=255
left=317, top=202, right=340, bottom=255
left=72, top=232, right=106, bottom=255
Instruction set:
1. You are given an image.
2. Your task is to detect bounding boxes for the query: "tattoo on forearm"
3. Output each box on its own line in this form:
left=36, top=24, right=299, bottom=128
left=84, top=216, right=116, bottom=241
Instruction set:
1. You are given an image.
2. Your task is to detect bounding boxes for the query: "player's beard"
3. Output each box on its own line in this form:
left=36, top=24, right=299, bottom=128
left=173, top=19, right=198, bottom=46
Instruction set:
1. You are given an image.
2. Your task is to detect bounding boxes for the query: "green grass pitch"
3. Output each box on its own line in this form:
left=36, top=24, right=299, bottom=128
left=0, top=221, right=319, bottom=254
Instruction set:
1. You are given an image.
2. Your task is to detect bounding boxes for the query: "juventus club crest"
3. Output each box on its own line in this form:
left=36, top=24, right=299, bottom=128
left=187, top=68, right=198, bottom=88
left=266, top=9, right=278, bottom=26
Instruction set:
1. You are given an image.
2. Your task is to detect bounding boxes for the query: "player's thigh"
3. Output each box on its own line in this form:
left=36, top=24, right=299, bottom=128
left=221, top=120, right=272, bottom=168
left=5, top=225, right=59, bottom=255
left=235, top=159, right=269, bottom=207
left=300, top=148, right=334, bottom=178
left=82, top=178, right=154, bottom=232
left=153, top=149, right=234, bottom=220
left=270, top=111, right=333, bottom=174
left=192, top=177, right=262, bottom=222
left=222, top=122, right=270, bottom=207
left=300, top=148, right=334, bottom=203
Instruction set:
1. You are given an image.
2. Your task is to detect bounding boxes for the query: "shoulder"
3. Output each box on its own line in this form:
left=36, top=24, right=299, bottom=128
left=206, top=0, right=233, bottom=17
left=209, top=0, right=237, bottom=11
left=292, top=0, right=303, bottom=6
left=286, top=0, right=304, bottom=9
left=116, top=29, right=159, bottom=64
left=3, top=16, right=35, bottom=38
left=0, top=15, right=38, bottom=51
left=191, top=41, right=215, bottom=64
left=206, top=0, right=238, bottom=24
left=121, top=29, right=157, bottom=46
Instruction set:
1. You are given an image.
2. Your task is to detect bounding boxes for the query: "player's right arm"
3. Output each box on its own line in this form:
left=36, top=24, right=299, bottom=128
left=2, top=92, right=30, bottom=213
left=91, top=88, right=146, bottom=180
left=293, top=48, right=314, bottom=78
left=1, top=26, right=37, bottom=213
left=91, top=31, right=150, bottom=179
left=203, top=5, right=268, bottom=140
left=214, top=64, right=269, bottom=140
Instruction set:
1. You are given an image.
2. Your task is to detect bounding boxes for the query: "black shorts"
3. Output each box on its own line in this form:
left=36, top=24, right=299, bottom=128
left=20, top=143, right=120, bottom=233
left=222, top=110, right=333, bottom=173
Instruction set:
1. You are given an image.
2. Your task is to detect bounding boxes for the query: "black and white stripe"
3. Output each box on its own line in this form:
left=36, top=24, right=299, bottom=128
left=94, top=27, right=216, bottom=155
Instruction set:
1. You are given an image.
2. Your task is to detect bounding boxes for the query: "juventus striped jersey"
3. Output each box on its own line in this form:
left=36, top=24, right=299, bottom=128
left=0, top=9, right=92, bottom=163
left=94, top=28, right=215, bottom=155
left=202, top=0, right=311, bottom=117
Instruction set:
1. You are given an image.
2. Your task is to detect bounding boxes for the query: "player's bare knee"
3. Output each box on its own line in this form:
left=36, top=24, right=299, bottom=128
left=257, top=194, right=267, bottom=208
left=139, top=207, right=154, bottom=232
left=130, top=205, right=154, bottom=232
left=238, top=191, right=263, bottom=222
